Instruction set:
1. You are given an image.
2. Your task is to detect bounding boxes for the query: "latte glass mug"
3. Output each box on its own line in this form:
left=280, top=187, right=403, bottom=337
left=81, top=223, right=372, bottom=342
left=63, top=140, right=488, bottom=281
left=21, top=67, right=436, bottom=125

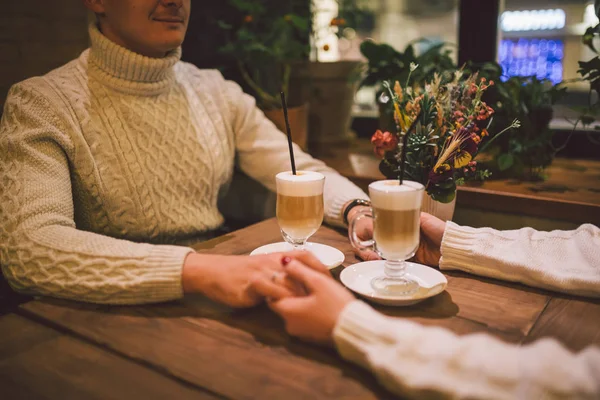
left=276, top=171, right=325, bottom=250
left=349, top=180, right=424, bottom=295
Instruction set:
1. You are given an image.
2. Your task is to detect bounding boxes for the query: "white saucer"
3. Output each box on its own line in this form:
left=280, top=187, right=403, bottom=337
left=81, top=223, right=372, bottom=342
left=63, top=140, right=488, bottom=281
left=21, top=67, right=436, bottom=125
left=250, top=242, right=345, bottom=269
left=340, top=260, right=447, bottom=306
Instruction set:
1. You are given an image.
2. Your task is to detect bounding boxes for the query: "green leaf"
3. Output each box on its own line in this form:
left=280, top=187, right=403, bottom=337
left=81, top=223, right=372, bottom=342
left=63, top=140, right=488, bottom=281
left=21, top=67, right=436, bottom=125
left=497, top=153, right=515, bottom=171
left=360, top=41, right=400, bottom=64
left=217, top=20, right=232, bottom=30
left=230, top=0, right=264, bottom=14
left=379, top=159, right=398, bottom=179
left=429, top=185, right=457, bottom=203
left=581, top=115, right=596, bottom=126
left=583, top=26, right=598, bottom=53
left=549, top=86, right=568, bottom=104
left=285, top=14, right=308, bottom=32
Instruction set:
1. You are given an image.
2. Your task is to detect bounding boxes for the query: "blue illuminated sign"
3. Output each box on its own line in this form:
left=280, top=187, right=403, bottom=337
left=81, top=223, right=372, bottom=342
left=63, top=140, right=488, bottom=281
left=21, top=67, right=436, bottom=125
left=498, top=38, right=564, bottom=84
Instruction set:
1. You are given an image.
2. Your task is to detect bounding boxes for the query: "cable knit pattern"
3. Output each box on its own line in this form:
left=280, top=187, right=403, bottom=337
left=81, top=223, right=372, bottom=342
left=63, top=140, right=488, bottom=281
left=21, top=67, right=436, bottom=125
left=0, top=24, right=367, bottom=304
left=334, top=301, right=600, bottom=399
left=332, top=226, right=600, bottom=398
left=440, top=222, right=600, bottom=298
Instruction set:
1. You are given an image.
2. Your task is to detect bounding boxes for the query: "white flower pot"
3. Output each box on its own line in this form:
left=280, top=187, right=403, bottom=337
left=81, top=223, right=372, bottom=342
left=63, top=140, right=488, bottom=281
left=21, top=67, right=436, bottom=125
left=421, top=193, right=456, bottom=222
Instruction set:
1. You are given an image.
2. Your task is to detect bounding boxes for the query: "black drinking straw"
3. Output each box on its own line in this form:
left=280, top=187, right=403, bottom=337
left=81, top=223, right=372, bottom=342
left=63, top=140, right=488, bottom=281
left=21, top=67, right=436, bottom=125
left=399, top=111, right=422, bottom=185
left=280, top=91, right=297, bottom=175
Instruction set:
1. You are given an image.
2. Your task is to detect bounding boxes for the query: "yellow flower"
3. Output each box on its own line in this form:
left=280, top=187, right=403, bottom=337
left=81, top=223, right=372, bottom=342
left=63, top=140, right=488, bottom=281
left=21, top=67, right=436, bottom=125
left=434, top=163, right=451, bottom=173
left=393, top=102, right=405, bottom=131
left=453, top=150, right=472, bottom=168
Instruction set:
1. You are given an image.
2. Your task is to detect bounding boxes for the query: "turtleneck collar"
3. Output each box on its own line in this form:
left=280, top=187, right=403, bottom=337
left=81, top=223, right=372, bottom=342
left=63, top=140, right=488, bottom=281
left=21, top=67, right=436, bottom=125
left=86, top=23, right=182, bottom=95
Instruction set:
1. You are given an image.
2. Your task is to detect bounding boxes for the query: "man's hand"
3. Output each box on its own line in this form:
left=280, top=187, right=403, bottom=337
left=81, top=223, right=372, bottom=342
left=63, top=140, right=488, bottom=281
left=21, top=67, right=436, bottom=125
left=182, top=251, right=329, bottom=308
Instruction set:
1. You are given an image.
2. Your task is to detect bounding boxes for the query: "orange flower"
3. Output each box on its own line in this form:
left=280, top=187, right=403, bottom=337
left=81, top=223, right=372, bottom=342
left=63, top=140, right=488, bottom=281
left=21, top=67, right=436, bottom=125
left=481, top=128, right=489, bottom=137
left=244, top=15, right=253, bottom=23
left=330, top=17, right=346, bottom=26
left=371, top=130, right=398, bottom=158
left=393, top=81, right=403, bottom=102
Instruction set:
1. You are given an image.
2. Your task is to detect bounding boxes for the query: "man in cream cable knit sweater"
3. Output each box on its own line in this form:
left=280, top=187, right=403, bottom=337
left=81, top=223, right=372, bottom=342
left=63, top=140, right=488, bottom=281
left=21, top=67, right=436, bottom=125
left=0, top=0, right=370, bottom=305
left=253, top=214, right=600, bottom=399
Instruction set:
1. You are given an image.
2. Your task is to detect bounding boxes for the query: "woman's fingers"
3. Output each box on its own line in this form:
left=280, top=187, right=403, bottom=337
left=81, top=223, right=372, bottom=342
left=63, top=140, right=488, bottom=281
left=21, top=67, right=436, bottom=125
left=353, top=247, right=381, bottom=262
left=287, top=250, right=331, bottom=275
left=282, top=259, right=331, bottom=291
left=250, top=272, right=295, bottom=301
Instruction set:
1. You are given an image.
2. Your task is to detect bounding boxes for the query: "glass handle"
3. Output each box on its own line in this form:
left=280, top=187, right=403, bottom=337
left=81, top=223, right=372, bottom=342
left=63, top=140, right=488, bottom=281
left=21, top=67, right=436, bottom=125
left=348, top=209, right=375, bottom=252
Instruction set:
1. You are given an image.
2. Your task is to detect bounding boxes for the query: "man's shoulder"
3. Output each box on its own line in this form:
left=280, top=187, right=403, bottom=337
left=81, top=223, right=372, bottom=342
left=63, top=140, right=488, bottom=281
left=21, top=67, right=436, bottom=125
left=12, top=52, right=87, bottom=100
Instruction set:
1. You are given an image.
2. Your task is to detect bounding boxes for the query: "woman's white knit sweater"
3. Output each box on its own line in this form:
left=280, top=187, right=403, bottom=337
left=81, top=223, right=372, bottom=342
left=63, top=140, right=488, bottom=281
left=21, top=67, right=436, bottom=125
left=334, top=222, right=600, bottom=399
left=0, top=24, right=367, bottom=304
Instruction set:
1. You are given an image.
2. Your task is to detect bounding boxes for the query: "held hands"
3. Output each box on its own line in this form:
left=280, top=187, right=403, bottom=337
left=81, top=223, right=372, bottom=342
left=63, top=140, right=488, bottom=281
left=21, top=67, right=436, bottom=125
left=182, top=251, right=328, bottom=308
left=250, top=212, right=448, bottom=344
left=184, top=212, right=447, bottom=341
left=251, top=257, right=355, bottom=344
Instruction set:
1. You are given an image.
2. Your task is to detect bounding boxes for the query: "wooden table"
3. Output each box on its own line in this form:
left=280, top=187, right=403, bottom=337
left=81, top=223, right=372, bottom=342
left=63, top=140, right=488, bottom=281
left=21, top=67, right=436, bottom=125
left=2, top=219, right=600, bottom=399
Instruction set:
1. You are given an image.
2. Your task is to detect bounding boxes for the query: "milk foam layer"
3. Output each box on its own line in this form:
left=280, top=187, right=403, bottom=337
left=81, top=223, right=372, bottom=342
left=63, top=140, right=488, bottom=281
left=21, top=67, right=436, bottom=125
left=276, top=171, right=325, bottom=196
left=369, top=180, right=423, bottom=211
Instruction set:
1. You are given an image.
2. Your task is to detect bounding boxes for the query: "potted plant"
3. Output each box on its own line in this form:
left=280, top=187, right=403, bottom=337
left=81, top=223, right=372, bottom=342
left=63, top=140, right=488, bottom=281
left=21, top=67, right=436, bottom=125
left=372, top=68, right=520, bottom=221
left=479, top=74, right=567, bottom=181
left=577, top=0, right=600, bottom=130
left=217, top=0, right=311, bottom=149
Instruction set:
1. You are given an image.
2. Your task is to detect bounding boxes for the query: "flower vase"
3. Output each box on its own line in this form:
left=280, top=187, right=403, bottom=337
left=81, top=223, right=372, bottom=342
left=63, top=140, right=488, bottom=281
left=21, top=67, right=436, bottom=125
left=421, top=193, right=456, bottom=222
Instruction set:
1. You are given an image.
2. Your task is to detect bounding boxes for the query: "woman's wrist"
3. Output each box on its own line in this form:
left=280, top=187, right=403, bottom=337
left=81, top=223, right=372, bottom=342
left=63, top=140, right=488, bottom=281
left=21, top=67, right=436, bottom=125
left=343, top=200, right=371, bottom=225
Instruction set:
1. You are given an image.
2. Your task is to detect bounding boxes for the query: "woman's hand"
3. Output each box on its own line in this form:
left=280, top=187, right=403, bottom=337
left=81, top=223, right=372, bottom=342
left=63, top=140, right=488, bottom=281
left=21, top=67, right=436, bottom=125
left=182, top=251, right=328, bottom=308
left=413, top=212, right=446, bottom=267
left=251, top=258, right=355, bottom=344
left=345, top=204, right=381, bottom=262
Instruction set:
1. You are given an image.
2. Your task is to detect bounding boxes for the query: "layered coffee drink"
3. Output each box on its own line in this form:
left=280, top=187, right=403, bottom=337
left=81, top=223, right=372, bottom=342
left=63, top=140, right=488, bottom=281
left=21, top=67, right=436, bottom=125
left=370, top=180, right=422, bottom=261
left=349, top=179, right=424, bottom=295
left=276, top=171, right=325, bottom=247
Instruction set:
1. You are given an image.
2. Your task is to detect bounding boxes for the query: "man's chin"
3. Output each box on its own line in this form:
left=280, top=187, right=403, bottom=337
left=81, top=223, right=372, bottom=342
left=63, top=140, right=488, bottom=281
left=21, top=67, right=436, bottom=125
left=157, top=38, right=185, bottom=54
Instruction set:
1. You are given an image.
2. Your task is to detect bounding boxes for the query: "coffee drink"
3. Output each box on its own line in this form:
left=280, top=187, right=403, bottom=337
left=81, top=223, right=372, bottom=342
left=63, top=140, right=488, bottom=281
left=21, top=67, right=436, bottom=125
left=276, top=171, right=325, bottom=243
left=372, top=208, right=420, bottom=260
left=349, top=179, right=424, bottom=295
left=369, top=180, right=423, bottom=260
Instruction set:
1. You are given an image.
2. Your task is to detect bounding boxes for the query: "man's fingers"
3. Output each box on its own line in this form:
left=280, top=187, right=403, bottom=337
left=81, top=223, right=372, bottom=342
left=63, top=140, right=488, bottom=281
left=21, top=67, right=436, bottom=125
left=268, top=295, right=310, bottom=317
left=250, top=274, right=295, bottom=301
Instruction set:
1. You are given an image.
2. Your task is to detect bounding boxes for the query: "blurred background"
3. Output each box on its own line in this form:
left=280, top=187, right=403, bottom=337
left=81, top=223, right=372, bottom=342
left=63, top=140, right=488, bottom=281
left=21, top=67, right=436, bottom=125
left=2, top=1, right=597, bottom=153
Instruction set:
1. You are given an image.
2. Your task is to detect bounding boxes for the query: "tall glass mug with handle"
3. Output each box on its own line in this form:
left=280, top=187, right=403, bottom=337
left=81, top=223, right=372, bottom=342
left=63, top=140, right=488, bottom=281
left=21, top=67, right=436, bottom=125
left=276, top=171, right=325, bottom=250
left=349, top=180, right=424, bottom=295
